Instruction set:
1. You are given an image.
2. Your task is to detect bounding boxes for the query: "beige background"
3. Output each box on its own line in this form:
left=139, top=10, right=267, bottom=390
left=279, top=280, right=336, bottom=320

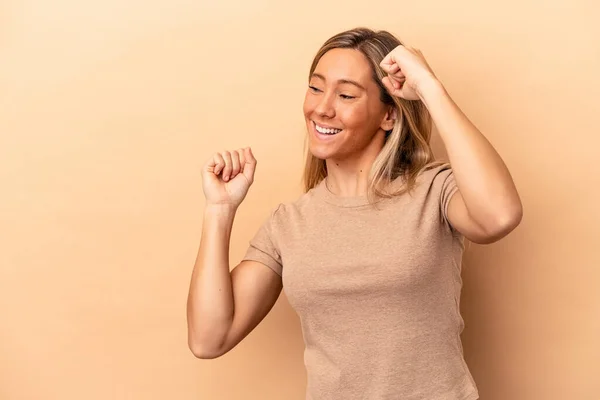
left=1, top=0, right=599, bottom=399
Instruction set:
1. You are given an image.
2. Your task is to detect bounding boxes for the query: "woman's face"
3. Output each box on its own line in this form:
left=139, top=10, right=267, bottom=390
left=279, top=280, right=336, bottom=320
left=303, top=48, right=394, bottom=161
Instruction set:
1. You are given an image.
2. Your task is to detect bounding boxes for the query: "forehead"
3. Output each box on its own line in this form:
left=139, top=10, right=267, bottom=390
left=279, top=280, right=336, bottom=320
left=312, top=48, right=373, bottom=84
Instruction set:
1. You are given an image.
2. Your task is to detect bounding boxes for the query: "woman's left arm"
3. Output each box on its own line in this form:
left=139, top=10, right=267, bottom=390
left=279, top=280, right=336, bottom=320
left=381, top=45, right=523, bottom=244
left=418, top=78, right=523, bottom=244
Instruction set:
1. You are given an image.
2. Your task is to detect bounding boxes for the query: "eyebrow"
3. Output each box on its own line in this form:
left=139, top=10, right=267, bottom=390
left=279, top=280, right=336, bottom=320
left=311, top=73, right=366, bottom=91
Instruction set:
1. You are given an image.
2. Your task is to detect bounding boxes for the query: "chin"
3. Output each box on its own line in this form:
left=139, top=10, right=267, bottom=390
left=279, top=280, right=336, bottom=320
left=307, top=141, right=335, bottom=160
left=305, top=123, right=344, bottom=161
left=308, top=146, right=330, bottom=161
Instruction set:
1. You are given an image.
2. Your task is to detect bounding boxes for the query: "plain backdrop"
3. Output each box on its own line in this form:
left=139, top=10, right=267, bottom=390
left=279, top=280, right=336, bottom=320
left=1, top=0, right=599, bottom=399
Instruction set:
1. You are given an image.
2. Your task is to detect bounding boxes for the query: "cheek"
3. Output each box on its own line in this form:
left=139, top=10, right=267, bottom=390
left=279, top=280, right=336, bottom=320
left=303, top=93, right=315, bottom=117
left=338, top=104, right=369, bottom=129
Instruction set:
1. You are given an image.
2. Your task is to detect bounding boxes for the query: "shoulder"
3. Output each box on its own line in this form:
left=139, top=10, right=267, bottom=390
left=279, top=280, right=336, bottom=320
left=262, top=186, right=319, bottom=228
left=387, top=161, right=453, bottom=195
left=413, top=162, right=456, bottom=197
left=282, top=182, right=323, bottom=213
left=417, top=161, right=453, bottom=184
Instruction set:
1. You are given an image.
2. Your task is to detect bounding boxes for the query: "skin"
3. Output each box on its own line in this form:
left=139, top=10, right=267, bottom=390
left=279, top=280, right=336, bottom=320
left=302, top=45, right=523, bottom=244
left=380, top=45, right=523, bottom=243
left=303, top=48, right=396, bottom=197
left=189, top=42, right=524, bottom=359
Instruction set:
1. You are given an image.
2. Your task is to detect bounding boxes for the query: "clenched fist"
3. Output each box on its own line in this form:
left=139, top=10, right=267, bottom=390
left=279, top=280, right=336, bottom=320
left=202, top=147, right=257, bottom=208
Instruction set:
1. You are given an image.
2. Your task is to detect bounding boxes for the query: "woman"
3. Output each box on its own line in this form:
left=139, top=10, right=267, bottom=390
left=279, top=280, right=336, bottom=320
left=187, top=27, right=522, bottom=400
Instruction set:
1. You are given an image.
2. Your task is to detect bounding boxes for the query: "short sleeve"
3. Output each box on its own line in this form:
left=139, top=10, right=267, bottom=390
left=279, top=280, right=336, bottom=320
left=241, top=204, right=283, bottom=276
left=434, top=164, right=460, bottom=232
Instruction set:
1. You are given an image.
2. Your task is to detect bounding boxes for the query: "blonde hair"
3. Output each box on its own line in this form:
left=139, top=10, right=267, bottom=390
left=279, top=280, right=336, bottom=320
left=302, top=27, right=445, bottom=205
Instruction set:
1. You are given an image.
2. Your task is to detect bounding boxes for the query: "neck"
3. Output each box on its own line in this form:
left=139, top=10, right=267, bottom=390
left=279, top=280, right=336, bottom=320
left=325, top=167, right=369, bottom=197
left=324, top=132, right=385, bottom=197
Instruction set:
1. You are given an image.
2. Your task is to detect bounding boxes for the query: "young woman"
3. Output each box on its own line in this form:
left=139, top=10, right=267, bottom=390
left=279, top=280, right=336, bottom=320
left=187, top=27, right=522, bottom=400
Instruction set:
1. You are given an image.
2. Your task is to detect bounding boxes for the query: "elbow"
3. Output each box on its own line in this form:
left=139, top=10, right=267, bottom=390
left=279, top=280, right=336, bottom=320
left=497, top=202, right=523, bottom=233
left=186, top=315, right=232, bottom=359
left=478, top=205, right=524, bottom=244
left=188, top=338, right=225, bottom=359
left=465, top=203, right=523, bottom=244
left=186, top=312, right=231, bottom=359
left=187, top=326, right=227, bottom=359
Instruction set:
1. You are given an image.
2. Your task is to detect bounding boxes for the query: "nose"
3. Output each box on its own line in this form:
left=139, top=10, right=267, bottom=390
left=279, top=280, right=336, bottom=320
left=315, top=92, right=335, bottom=119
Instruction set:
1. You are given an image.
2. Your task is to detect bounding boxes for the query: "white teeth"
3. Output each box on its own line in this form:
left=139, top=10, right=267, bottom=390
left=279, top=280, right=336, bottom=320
left=315, top=123, right=342, bottom=135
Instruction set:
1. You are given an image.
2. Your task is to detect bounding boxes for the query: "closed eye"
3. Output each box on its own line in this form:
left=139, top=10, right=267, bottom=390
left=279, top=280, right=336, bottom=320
left=309, top=85, right=355, bottom=100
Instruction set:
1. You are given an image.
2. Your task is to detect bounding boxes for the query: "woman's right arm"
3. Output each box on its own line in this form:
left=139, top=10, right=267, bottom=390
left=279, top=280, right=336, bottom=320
left=186, top=148, right=283, bottom=359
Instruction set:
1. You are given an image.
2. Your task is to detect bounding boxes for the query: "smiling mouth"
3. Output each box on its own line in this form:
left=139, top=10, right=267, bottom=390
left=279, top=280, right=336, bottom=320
left=313, top=121, right=343, bottom=135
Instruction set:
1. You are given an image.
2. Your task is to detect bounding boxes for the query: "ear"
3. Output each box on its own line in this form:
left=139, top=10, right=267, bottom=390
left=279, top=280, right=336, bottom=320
left=380, top=106, right=397, bottom=131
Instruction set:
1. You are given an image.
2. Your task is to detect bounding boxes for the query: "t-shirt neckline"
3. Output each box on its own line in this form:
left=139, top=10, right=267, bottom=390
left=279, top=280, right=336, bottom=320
left=314, top=178, right=381, bottom=208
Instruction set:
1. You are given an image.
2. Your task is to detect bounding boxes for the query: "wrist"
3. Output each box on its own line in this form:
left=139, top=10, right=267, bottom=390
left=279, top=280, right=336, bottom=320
left=204, top=203, right=238, bottom=216
left=416, top=76, right=445, bottom=102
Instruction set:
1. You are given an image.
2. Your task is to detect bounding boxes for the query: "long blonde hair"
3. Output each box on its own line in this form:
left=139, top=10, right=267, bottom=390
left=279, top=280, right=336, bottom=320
left=302, top=27, right=445, bottom=205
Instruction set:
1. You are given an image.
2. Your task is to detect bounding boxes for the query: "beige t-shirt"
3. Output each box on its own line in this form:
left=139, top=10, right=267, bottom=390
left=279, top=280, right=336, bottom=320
left=242, top=163, right=479, bottom=400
